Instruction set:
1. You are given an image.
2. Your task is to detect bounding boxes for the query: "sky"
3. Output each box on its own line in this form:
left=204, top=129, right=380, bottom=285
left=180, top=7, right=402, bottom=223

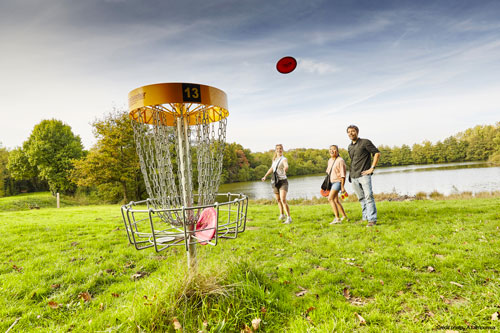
left=1, top=0, right=499, bottom=153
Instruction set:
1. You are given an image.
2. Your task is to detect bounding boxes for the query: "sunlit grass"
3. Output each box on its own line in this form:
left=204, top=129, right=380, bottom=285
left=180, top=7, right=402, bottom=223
left=0, top=194, right=499, bottom=331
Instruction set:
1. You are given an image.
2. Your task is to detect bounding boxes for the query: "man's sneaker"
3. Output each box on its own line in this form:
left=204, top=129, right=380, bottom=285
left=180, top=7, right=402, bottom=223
left=283, top=216, right=292, bottom=224
left=330, top=217, right=341, bottom=225
left=367, top=221, right=377, bottom=227
left=279, top=214, right=286, bottom=221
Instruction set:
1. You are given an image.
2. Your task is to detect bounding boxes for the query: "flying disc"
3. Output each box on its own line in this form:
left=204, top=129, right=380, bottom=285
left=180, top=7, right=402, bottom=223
left=320, top=189, right=330, bottom=197
left=276, top=56, right=297, bottom=74
left=195, top=208, right=217, bottom=245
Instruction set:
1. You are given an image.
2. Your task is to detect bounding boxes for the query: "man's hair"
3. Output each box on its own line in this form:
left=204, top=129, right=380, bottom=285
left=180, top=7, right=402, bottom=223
left=346, top=125, right=359, bottom=133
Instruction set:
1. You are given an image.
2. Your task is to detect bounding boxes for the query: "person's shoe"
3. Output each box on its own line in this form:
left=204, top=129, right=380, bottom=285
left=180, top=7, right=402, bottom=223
left=340, top=216, right=350, bottom=222
left=367, top=221, right=377, bottom=227
left=330, top=217, right=341, bottom=225
left=279, top=214, right=286, bottom=221
left=283, top=216, right=292, bottom=224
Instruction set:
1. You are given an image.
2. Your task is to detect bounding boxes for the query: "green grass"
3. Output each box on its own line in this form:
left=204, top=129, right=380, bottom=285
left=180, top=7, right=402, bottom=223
left=0, top=194, right=499, bottom=332
left=0, top=192, right=85, bottom=211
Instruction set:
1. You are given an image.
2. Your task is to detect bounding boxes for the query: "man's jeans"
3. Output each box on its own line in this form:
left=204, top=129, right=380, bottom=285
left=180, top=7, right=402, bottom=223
left=351, top=175, right=377, bottom=222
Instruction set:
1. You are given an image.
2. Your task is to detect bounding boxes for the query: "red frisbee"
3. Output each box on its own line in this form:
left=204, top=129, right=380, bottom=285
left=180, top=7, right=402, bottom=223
left=320, top=189, right=330, bottom=197
left=276, top=56, right=297, bottom=74
left=195, top=208, right=217, bottom=245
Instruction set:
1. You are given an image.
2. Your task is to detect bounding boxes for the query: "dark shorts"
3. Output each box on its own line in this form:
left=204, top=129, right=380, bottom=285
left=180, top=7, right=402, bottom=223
left=272, top=179, right=289, bottom=194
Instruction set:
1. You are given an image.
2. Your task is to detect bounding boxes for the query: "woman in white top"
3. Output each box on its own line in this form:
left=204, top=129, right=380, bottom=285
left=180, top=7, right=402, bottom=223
left=326, top=145, right=349, bottom=224
left=261, top=144, right=292, bottom=224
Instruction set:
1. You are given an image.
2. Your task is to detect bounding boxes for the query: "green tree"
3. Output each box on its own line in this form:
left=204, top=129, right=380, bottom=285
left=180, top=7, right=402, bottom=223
left=0, top=145, right=9, bottom=196
left=7, top=120, right=80, bottom=195
left=7, top=147, right=38, bottom=182
left=71, top=111, right=143, bottom=203
left=23, top=119, right=84, bottom=194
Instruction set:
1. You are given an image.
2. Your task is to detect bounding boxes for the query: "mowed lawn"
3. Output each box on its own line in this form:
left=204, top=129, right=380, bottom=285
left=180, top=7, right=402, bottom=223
left=1, top=195, right=499, bottom=332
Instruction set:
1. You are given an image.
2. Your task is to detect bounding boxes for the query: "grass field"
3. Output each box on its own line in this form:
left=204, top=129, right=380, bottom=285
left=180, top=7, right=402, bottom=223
left=1, top=194, right=499, bottom=332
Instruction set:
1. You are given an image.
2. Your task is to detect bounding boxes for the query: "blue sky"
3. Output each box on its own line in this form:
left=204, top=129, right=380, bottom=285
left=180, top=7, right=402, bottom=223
left=1, top=0, right=499, bottom=152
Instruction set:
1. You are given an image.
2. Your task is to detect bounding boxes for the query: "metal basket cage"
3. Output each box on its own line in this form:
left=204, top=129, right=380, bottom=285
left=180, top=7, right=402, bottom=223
left=121, top=193, right=248, bottom=252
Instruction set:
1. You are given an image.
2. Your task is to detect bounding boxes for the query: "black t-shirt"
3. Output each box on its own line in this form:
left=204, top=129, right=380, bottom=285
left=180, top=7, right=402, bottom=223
left=348, top=138, right=380, bottom=179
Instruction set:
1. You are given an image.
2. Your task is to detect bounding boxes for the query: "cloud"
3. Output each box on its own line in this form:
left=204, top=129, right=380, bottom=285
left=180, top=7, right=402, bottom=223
left=298, top=58, right=339, bottom=75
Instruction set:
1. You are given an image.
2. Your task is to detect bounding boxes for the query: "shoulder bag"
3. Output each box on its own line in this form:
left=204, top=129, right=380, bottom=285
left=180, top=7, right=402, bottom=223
left=271, top=157, right=283, bottom=186
left=321, top=158, right=336, bottom=191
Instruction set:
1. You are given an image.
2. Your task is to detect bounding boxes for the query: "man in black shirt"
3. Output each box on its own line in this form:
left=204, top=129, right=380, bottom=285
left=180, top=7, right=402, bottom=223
left=347, top=125, right=380, bottom=226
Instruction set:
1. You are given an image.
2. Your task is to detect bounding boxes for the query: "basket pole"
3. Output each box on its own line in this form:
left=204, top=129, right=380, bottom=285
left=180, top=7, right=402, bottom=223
left=176, top=104, right=197, bottom=270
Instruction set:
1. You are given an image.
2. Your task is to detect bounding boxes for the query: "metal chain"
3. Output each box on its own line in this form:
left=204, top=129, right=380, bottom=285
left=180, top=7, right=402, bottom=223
left=131, top=104, right=228, bottom=226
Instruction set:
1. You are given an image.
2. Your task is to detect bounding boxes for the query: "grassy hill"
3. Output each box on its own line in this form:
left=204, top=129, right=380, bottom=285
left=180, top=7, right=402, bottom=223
left=0, top=194, right=499, bottom=332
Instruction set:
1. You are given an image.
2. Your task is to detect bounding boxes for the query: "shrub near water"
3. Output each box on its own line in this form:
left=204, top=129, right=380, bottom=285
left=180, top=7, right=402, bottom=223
left=0, top=194, right=499, bottom=331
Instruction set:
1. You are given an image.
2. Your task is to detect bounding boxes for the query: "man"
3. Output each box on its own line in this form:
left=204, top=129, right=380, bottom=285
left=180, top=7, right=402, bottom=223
left=347, top=125, right=380, bottom=227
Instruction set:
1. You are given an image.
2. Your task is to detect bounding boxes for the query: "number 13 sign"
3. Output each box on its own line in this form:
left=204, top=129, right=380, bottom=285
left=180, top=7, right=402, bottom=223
left=182, top=83, right=202, bottom=102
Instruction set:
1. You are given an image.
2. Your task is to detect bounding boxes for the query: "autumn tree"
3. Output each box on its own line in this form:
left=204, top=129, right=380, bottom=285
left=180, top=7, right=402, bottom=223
left=70, top=110, right=143, bottom=203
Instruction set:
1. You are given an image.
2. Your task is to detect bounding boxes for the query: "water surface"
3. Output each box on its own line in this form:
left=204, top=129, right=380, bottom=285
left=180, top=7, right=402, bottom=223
left=218, top=162, right=500, bottom=199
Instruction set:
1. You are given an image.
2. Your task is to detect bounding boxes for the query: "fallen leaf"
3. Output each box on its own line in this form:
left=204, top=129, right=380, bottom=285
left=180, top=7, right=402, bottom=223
left=12, top=265, right=23, bottom=272
left=241, top=324, right=252, bottom=333
left=450, top=281, right=463, bottom=288
left=295, top=290, right=307, bottom=297
left=131, top=271, right=149, bottom=280
left=315, top=266, right=327, bottom=271
left=380, top=280, right=384, bottom=285
left=124, top=262, right=135, bottom=269
left=251, top=318, right=261, bottom=330
left=172, top=317, right=182, bottom=330
left=48, top=301, right=60, bottom=309
left=295, top=286, right=307, bottom=297
left=354, top=312, right=366, bottom=325
left=283, top=280, right=290, bottom=285
left=426, top=311, right=435, bottom=317
left=99, top=303, right=104, bottom=311
left=112, top=293, right=119, bottom=298
left=71, top=242, right=79, bottom=246
left=343, top=288, right=351, bottom=299
left=492, top=311, right=500, bottom=321
left=78, top=292, right=92, bottom=302
left=260, top=306, right=267, bottom=313
left=397, top=291, right=404, bottom=296
left=50, top=284, right=60, bottom=289
left=305, top=306, right=316, bottom=315
left=427, top=266, right=435, bottom=272
left=105, top=269, right=115, bottom=275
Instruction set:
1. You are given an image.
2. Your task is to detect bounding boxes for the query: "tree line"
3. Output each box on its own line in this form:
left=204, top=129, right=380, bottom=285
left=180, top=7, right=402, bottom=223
left=1, top=111, right=498, bottom=203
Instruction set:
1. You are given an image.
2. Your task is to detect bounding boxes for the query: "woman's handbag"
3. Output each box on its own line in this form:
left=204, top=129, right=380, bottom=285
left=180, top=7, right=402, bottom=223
left=271, top=171, right=279, bottom=186
left=320, top=175, right=332, bottom=192
left=320, top=158, right=336, bottom=197
left=271, top=157, right=283, bottom=186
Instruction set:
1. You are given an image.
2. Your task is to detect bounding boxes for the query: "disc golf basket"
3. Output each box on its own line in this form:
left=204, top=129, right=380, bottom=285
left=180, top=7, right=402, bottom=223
left=121, top=83, right=248, bottom=268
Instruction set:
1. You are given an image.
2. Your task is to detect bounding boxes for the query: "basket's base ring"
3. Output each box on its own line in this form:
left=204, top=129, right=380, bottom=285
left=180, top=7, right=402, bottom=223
left=121, top=193, right=248, bottom=252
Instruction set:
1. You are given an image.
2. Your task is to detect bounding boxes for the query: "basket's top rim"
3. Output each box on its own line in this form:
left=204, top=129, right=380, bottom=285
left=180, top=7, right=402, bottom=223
left=128, top=83, right=228, bottom=125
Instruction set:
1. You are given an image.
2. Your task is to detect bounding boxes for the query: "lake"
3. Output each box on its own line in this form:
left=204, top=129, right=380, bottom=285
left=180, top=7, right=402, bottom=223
left=219, top=162, right=500, bottom=200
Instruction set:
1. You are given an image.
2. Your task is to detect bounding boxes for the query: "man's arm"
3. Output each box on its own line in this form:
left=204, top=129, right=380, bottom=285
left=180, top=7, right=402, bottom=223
left=361, top=152, right=380, bottom=176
